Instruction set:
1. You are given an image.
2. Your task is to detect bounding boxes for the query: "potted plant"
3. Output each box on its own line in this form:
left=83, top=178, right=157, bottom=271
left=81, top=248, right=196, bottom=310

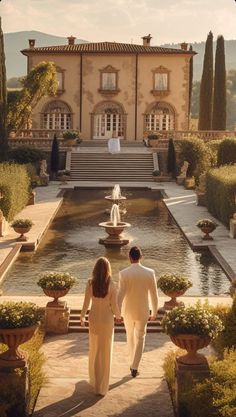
left=157, top=273, right=192, bottom=310
left=162, top=304, right=223, bottom=365
left=196, top=219, right=218, bottom=240
left=37, top=271, right=76, bottom=307
left=147, top=133, right=160, bottom=147
left=0, top=301, right=42, bottom=367
left=62, top=131, right=81, bottom=146
left=11, top=219, right=33, bottom=241
left=57, top=169, right=71, bottom=184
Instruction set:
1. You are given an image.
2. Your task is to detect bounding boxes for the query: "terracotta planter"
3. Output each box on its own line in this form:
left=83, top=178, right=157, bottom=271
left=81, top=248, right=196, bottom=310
left=13, top=226, right=31, bottom=242
left=200, top=225, right=216, bottom=240
left=43, top=288, right=69, bottom=307
left=170, top=334, right=211, bottom=365
left=63, top=139, right=77, bottom=146
left=162, top=290, right=186, bottom=310
left=0, top=325, right=37, bottom=367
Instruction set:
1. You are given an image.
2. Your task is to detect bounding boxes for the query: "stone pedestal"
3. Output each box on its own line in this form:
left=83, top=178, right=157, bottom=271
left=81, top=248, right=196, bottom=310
left=229, top=218, right=236, bottom=238
left=196, top=192, right=206, bottom=206
left=0, top=210, right=9, bottom=237
left=175, top=358, right=210, bottom=417
left=176, top=176, right=185, bottom=185
left=45, top=304, right=70, bottom=334
left=0, top=365, right=29, bottom=417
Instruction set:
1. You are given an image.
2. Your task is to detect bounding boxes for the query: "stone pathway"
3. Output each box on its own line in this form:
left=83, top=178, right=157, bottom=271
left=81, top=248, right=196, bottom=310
left=33, top=332, right=175, bottom=417
left=0, top=184, right=62, bottom=283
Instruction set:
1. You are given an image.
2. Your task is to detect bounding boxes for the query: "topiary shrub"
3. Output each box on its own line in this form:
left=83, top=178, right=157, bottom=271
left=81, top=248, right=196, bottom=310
left=8, top=146, right=45, bottom=164
left=0, top=163, right=30, bottom=221
left=206, top=139, right=223, bottom=167
left=206, top=165, right=236, bottom=227
left=178, top=136, right=211, bottom=181
left=217, top=137, right=236, bottom=166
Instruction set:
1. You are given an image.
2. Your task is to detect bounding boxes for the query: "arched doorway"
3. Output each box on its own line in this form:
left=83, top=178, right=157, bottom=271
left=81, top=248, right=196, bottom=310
left=41, top=100, right=72, bottom=130
left=144, top=102, right=176, bottom=132
left=92, top=101, right=126, bottom=139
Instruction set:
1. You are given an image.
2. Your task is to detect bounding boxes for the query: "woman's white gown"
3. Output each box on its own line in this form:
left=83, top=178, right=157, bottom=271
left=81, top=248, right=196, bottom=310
left=81, top=281, right=121, bottom=395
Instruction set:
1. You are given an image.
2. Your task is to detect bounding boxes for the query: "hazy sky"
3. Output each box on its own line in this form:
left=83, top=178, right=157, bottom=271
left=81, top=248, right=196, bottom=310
left=1, top=0, right=236, bottom=44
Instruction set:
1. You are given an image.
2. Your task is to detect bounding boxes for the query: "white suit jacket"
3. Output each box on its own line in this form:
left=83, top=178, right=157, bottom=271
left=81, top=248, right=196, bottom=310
left=118, top=263, right=158, bottom=321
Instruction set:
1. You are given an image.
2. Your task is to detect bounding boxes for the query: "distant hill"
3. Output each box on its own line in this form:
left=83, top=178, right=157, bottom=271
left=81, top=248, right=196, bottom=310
left=4, top=31, right=88, bottom=79
left=162, top=40, right=236, bottom=81
left=3, top=31, right=236, bottom=81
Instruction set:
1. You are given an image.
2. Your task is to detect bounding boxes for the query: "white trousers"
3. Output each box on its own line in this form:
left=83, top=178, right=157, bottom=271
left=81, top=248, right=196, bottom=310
left=124, top=318, right=147, bottom=370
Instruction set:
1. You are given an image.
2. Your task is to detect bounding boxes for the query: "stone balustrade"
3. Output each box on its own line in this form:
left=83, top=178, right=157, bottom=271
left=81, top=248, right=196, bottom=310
left=8, top=129, right=236, bottom=150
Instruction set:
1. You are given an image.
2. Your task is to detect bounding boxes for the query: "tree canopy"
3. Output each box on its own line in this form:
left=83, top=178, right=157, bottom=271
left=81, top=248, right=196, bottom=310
left=7, top=61, right=58, bottom=133
left=198, top=31, right=213, bottom=130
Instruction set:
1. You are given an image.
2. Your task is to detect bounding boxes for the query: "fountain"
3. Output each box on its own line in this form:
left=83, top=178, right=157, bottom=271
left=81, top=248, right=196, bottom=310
left=99, top=203, right=131, bottom=247
left=105, top=184, right=126, bottom=214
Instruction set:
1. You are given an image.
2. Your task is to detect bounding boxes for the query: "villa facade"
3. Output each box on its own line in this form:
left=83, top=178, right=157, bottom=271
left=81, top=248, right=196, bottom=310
left=21, top=35, right=195, bottom=141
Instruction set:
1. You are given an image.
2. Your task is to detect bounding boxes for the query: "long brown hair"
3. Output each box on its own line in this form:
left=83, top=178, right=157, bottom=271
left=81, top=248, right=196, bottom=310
left=92, top=257, right=111, bottom=298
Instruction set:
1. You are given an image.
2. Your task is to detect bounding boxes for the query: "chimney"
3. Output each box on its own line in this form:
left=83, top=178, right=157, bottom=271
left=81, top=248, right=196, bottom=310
left=142, top=34, right=152, bottom=47
left=28, top=39, right=35, bottom=49
left=180, top=42, right=188, bottom=51
left=67, top=36, right=76, bottom=46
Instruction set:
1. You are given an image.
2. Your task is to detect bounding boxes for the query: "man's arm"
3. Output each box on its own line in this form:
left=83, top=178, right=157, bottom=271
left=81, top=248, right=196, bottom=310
left=117, top=272, right=126, bottom=311
left=149, top=272, right=158, bottom=320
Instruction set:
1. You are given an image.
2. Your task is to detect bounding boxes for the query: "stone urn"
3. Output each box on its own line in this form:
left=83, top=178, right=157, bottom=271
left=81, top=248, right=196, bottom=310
left=170, top=334, right=211, bottom=365
left=0, top=325, right=38, bottom=367
left=200, top=225, right=216, bottom=240
left=13, top=226, right=32, bottom=242
left=163, top=290, right=186, bottom=310
left=43, top=288, right=69, bottom=308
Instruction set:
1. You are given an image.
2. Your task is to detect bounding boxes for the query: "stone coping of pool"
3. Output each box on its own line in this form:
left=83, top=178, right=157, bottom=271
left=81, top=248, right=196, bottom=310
left=0, top=295, right=232, bottom=309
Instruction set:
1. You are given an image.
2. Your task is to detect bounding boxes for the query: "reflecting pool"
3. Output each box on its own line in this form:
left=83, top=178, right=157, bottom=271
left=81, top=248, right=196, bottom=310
left=1, top=188, right=230, bottom=296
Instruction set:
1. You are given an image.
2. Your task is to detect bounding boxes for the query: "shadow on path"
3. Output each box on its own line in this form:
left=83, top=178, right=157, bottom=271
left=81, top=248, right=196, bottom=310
left=34, top=376, right=131, bottom=417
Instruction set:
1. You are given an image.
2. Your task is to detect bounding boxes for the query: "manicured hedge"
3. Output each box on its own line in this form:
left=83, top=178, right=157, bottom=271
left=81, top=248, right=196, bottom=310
left=8, top=146, right=45, bottom=164
left=206, top=165, right=236, bottom=227
left=177, top=136, right=211, bottom=180
left=217, top=137, right=236, bottom=166
left=0, top=163, right=30, bottom=221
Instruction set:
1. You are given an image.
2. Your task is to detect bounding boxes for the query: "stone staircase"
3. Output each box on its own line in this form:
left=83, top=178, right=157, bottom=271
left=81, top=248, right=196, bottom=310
left=69, top=152, right=155, bottom=181
left=69, top=309, right=165, bottom=333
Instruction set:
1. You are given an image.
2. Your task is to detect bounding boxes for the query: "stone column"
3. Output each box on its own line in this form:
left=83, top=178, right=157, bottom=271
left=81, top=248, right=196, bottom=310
left=175, top=358, right=210, bottom=417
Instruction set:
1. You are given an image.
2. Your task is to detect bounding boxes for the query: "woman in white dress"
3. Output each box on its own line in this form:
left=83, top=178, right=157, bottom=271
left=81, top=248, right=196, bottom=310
left=80, top=257, right=121, bottom=396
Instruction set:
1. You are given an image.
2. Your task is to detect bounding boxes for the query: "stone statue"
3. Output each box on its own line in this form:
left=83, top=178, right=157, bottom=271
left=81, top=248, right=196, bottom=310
left=177, top=161, right=189, bottom=185
left=196, top=173, right=206, bottom=206
left=196, top=173, right=206, bottom=194
left=39, top=159, right=49, bottom=185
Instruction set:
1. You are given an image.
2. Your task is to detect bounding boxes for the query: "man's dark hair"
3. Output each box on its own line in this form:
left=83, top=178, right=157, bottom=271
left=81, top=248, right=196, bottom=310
left=129, top=246, right=142, bottom=261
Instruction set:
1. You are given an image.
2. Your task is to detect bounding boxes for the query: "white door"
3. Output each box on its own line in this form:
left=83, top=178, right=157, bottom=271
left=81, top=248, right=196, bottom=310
left=94, top=114, right=123, bottom=139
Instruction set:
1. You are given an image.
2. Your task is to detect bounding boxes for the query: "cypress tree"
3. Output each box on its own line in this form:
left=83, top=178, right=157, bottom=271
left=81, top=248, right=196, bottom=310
left=212, top=35, right=226, bottom=130
left=198, top=31, right=213, bottom=130
left=167, top=138, right=177, bottom=178
left=50, top=134, right=59, bottom=179
left=0, top=17, right=8, bottom=160
left=189, top=45, right=193, bottom=115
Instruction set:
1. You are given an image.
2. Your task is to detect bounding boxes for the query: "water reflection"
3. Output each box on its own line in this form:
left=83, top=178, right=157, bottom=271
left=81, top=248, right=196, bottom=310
left=1, top=188, right=230, bottom=296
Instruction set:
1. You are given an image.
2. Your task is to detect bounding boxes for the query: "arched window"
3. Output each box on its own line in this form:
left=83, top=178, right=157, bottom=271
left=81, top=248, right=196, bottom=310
left=41, top=100, right=72, bottom=130
left=144, top=102, right=175, bottom=132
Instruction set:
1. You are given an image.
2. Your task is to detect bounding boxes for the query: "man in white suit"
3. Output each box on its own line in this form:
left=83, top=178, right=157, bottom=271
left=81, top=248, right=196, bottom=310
left=118, top=246, right=158, bottom=377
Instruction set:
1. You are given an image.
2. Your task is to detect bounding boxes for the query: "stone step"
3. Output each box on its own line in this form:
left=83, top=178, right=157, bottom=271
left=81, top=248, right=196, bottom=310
left=70, top=152, right=154, bottom=181
left=68, top=309, right=165, bottom=333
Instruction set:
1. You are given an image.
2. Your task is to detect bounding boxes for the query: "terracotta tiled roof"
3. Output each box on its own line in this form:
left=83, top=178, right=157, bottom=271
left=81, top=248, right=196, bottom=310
left=21, top=41, right=195, bottom=55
